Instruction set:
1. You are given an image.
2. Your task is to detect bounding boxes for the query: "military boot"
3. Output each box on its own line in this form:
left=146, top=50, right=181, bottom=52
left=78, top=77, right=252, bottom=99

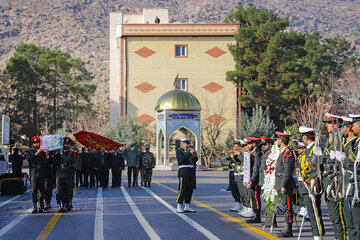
left=45, top=201, right=51, bottom=210
left=148, top=182, right=151, bottom=187
left=144, top=182, right=147, bottom=187
left=57, top=203, right=63, bottom=213
left=38, top=202, right=44, bottom=213
left=32, top=204, right=38, bottom=214
left=66, top=202, right=72, bottom=212
left=278, top=223, right=293, bottom=238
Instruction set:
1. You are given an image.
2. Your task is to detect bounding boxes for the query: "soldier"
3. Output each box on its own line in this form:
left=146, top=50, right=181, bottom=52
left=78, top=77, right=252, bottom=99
left=257, top=136, right=274, bottom=226
left=298, top=127, right=325, bottom=239
left=54, top=137, right=78, bottom=212
left=74, top=147, right=83, bottom=187
left=227, top=139, right=242, bottom=212
left=44, top=150, right=55, bottom=210
left=81, top=147, right=91, bottom=188
left=124, top=144, right=140, bottom=187
left=274, top=131, right=296, bottom=237
left=322, top=115, right=346, bottom=240
left=142, top=145, right=156, bottom=187
left=111, top=147, right=124, bottom=187
left=89, top=148, right=98, bottom=187
left=293, top=142, right=308, bottom=218
left=96, top=146, right=110, bottom=188
left=26, top=136, right=46, bottom=214
left=176, top=139, right=198, bottom=213
left=342, top=115, right=360, bottom=240
left=239, top=137, right=259, bottom=219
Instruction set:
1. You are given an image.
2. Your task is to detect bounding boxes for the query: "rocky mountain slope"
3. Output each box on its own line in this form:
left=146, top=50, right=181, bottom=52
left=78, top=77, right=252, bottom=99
left=1, top=0, right=359, bottom=104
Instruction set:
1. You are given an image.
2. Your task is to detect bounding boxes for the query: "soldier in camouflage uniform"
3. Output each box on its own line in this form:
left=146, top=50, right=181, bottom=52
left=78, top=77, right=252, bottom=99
left=142, top=145, right=155, bottom=187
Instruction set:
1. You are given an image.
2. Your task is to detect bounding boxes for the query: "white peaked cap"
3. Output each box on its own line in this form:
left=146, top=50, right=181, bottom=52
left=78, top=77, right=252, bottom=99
left=342, top=116, right=353, bottom=122
left=349, top=114, right=360, bottom=118
left=299, top=126, right=315, bottom=134
left=325, top=113, right=342, bottom=119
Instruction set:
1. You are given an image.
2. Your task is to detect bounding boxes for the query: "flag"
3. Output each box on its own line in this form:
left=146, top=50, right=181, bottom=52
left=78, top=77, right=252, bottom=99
left=74, top=131, right=124, bottom=151
left=173, top=73, right=179, bottom=88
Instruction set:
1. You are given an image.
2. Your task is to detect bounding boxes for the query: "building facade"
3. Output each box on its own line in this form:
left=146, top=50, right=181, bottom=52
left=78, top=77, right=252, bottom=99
left=110, top=9, right=240, bottom=142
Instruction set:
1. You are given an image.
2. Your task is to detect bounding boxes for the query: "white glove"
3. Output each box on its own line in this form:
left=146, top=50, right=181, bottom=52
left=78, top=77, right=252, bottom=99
left=330, top=150, right=336, bottom=160
left=336, top=151, right=345, bottom=161
left=313, top=147, right=322, bottom=156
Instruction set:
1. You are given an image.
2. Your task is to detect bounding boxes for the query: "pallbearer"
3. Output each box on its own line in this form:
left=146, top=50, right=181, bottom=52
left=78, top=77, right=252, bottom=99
left=26, top=136, right=46, bottom=214
left=176, top=139, right=198, bottom=213
left=274, top=131, right=296, bottom=238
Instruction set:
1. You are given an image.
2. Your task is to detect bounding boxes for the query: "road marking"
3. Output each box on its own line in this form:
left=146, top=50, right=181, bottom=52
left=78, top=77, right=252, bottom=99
left=0, top=189, right=31, bottom=208
left=121, top=186, right=161, bottom=240
left=142, top=186, right=220, bottom=240
left=36, top=187, right=78, bottom=240
left=0, top=208, right=32, bottom=237
left=152, top=180, right=280, bottom=240
left=94, top=187, right=104, bottom=240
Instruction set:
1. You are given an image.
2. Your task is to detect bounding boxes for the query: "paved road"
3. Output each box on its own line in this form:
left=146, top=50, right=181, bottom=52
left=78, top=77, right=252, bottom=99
left=0, top=170, right=337, bottom=240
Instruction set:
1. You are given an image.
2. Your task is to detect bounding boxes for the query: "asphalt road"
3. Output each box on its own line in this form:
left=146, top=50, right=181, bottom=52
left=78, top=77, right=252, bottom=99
left=0, top=170, right=337, bottom=240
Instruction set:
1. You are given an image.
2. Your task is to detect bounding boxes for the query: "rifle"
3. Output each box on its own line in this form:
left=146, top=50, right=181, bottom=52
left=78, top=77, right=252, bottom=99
left=334, top=118, right=345, bottom=202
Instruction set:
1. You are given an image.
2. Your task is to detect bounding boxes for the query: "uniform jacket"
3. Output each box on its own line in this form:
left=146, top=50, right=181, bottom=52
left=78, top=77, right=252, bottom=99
left=142, top=152, right=155, bottom=169
left=26, top=149, right=47, bottom=178
left=54, top=149, right=78, bottom=178
left=124, top=150, right=140, bottom=167
left=111, top=153, right=125, bottom=169
left=96, top=152, right=111, bottom=170
left=299, top=143, right=314, bottom=194
left=176, top=148, right=198, bottom=166
left=274, top=146, right=296, bottom=191
left=258, top=149, right=271, bottom=187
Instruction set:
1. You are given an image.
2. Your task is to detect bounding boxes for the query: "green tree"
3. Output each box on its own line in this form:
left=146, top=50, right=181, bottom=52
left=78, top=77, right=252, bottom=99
left=239, top=105, right=276, bottom=138
left=105, top=117, right=145, bottom=147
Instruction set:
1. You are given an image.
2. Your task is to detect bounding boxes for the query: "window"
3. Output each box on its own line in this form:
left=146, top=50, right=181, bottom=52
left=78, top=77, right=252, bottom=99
left=174, top=78, right=188, bottom=90
left=175, top=45, right=187, bottom=57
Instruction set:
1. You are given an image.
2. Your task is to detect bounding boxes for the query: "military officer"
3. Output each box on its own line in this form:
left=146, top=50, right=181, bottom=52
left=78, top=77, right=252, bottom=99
left=322, top=114, right=346, bottom=240
left=257, top=136, right=274, bottom=226
left=142, top=145, right=156, bottom=187
left=176, top=139, right=198, bottom=213
left=54, top=137, right=78, bottom=212
left=44, top=150, right=55, bottom=210
left=274, top=131, right=296, bottom=237
left=26, top=136, right=46, bottom=214
left=227, top=139, right=243, bottom=212
left=342, top=115, right=360, bottom=240
left=247, top=136, right=267, bottom=223
left=298, top=127, right=325, bottom=239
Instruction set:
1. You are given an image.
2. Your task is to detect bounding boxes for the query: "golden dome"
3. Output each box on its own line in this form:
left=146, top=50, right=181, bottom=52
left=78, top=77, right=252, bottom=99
left=155, top=90, right=201, bottom=111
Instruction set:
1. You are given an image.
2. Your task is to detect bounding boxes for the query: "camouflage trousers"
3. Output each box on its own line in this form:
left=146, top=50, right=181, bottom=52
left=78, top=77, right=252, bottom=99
left=143, top=167, right=153, bottom=182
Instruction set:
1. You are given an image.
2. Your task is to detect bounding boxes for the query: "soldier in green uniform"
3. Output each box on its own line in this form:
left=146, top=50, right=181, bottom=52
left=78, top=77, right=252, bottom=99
left=293, top=142, right=307, bottom=218
left=142, top=145, right=156, bottom=187
left=54, top=137, right=78, bottom=213
left=124, top=145, right=140, bottom=187
left=176, top=139, right=198, bottom=213
left=274, top=132, right=296, bottom=237
left=322, top=115, right=346, bottom=240
left=26, top=136, right=46, bottom=214
left=298, top=127, right=325, bottom=240
left=342, top=115, right=360, bottom=240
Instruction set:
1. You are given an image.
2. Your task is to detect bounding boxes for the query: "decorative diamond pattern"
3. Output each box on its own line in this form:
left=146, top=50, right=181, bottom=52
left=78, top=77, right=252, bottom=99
left=206, top=114, right=227, bottom=124
left=137, top=114, right=155, bottom=123
left=135, top=47, right=156, bottom=58
left=135, top=82, right=156, bottom=93
left=205, top=47, right=227, bottom=58
left=202, top=82, right=224, bottom=93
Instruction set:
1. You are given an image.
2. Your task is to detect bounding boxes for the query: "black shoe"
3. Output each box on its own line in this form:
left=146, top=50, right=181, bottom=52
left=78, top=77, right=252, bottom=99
left=148, top=182, right=151, bottom=187
left=246, top=217, right=261, bottom=224
left=32, top=205, right=38, bottom=214
left=278, top=231, right=293, bottom=238
left=144, top=182, right=147, bottom=187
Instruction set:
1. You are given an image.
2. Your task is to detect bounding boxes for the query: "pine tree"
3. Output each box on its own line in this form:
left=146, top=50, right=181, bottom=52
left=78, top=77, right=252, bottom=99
left=239, top=105, right=276, bottom=138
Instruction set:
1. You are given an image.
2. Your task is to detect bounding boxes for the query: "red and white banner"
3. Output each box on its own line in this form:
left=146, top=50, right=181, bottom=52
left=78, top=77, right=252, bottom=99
left=74, top=131, right=124, bottom=151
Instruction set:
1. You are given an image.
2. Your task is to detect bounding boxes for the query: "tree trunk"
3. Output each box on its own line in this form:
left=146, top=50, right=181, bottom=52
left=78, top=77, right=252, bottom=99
left=266, top=105, right=271, bottom=119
